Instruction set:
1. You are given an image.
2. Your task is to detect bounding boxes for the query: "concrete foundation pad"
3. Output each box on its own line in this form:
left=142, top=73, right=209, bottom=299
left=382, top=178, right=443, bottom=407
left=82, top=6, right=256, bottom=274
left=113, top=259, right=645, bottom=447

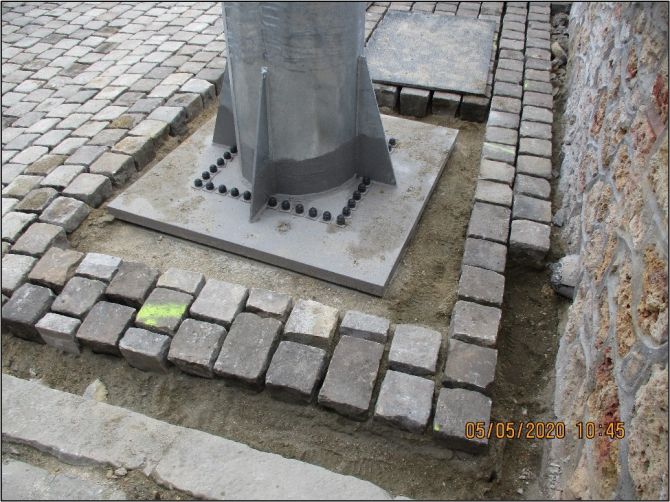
left=108, top=115, right=457, bottom=296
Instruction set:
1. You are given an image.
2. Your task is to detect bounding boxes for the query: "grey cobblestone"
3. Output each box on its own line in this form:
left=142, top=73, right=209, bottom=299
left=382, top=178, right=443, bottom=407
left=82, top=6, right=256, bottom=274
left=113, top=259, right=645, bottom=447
left=2, top=212, right=37, bottom=243
left=35, top=312, right=81, bottom=354
left=484, top=126, right=517, bottom=146
left=112, top=135, right=154, bottom=168
left=399, top=87, right=430, bottom=117
left=460, top=95, right=489, bottom=123
left=52, top=276, right=106, bottom=319
left=75, top=252, right=121, bottom=282
left=458, top=264, right=505, bottom=307
left=265, top=341, right=327, bottom=403
left=467, top=202, right=511, bottom=244
left=156, top=267, right=205, bottom=296
left=106, top=260, right=159, bottom=308
left=516, top=155, right=552, bottom=179
left=442, top=338, right=497, bottom=394
left=339, top=310, right=390, bottom=344
left=388, top=324, right=441, bottom=376
left=135, top=287, right=193, bottom=335
left=28, top=247, right=84, bottom=291
left=284, top=299, right=339, bottom=349
left=40, top=164, right=85, bottom=190
left=3, top=175, right=43, bottom=198
left=119, top=327, right=171, bottom=373
left=515, top=174, right=551, bottom=200
left=245, top=287, right=293, bottom=321
left=462, top=237, right=507, bottom=274
left=89, top=152, right=135, bottom=185
left=62, top=173, right=112, bottom=207
left=2, top=282, right=55, bottom=343
left=479, top=159, right=515, bottom=186
left=11, top=222, right=68, bottom=257
left=433, top=387, right=491, bottom=452
left=189, top=278, right=248, bottom=328
left=168, top=318, right=226, bottom=378
left=318, top=335, right=384, bottom=420
left=76, top=300, right=136, bottom=355
left=431, top=91, right=460, bottom=116
left=38, top=196, right=91, bottom=232
left=474, top=179, right=513, bottom=207
left=487, top=110, right=520, bottom=129
left=13, top=187, right=58, bottom=213
left=213, top=312, right=282, bottom=388
left=512, top=194, right=552, bottom=223
left=374, top=370, right=434, bottom=433
left=1, top=254, right=37, bottom=296
left=509, top=219, right=551, bottom=266
left=449, top=300, right=501, bottom=348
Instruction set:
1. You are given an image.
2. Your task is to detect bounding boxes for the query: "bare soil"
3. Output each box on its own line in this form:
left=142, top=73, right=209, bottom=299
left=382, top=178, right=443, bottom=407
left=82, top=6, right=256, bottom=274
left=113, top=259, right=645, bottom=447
left=2, top=103, right=564, bottom=499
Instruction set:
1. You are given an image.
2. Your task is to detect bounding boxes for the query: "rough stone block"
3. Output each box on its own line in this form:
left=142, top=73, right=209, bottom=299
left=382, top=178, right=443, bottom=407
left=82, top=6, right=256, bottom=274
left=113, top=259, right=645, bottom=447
left=520, top=120, right=552, bottom=140
left=14, top=188, right=58, bottom=213
left=147, top=106, right=187, bottom=135
left=519, top=137, right=551, bottom=159
left=516, top=155, right=552, bottom=179
left=245, top=287, right=293, bottom=321
left=458, top=264, right=505, bottom=307
left=25, top=155, right=66, bottom=176
left=2, top=175, right=43, bottom=198
left=467, top=202, right=511, bottom=244
left=180, top=78, right=216, bottom=105
left=105, top=261, right=160, bottom=308
left=89, top=152, right=135, bottom=186
left=135, top=287, right=193, bottom=335
left=374, top=83, right=398, bottom=110
left=62, top=173, right=112, bottom=208
left=12, top=222, right=68, bottom=257
left=1, top=283, right=54, bottom=342
left=213, top=312, right=282, bottom=388
left=168, top=318, right=227, bottom=378
left=112, top=135, right=154, bottom=169
left=156, top=267, right=205, bottom=296
left=374, top=370, right=434, bottom=433
left=2, top=212, right=37, bottom=243
left=1, top=254, right=37, bottom=296
left=399, top=87, right=430, bottom=117
left=492, top=81, right=522, bottom=99
left=490, top=96, right=521, bottom=114
left=166, top=93, right=203, bottom=121
left=76, top=301, right=136, bottom=355
left=283, top=299, right=339, bottom=349
left=462, top=237, right=507, bottom=274
left=443, top=338, right=497, bottom=394
left=64, top=145, right=107, bottom=167
left=317, top=335, right=384, bottom=420
left=525, top=68, right=551, bottom=83
left=432, top=91, right=460, bottom=116
left=433, top=387, right=491, bottom=452
left=388, top=324, right=441, bottom=376
left=40, top=164, right=85, bottom=190
left=484, top=126, right=517, bottom=147
left=487, top=110, right=519, bottom=129
left=38, top=197, right=90, bottom=233
left=2, top=198, right=18, bottom=216
left=512, top=194, right=552, bottom=223
left=449, top=300, right=501, bottom=348
left=521, top=105, right=552, bottom=124
left=549, top=254, right=580, bottom=299
left=119, top=327, right=171, bottom=373
left=27, top=247, right=84, bottom=291
left=265, top=341, right=327, bottom=403
left=189, top=279, right=248, bottom=328
left=509, top=219, right=551, bottom=267
left=482, top=142, right=516, bottom=164
left=75, top=252, right=122, bottom=282
left=474, top=180, right=513, bottom=207
left=515, top=174, right=551, bottom=200
left=478, top=159, right=515, bottom=186
left=495, top=68, right=523, bottom=85
left=338, top=310, right=390, bottom=344
left=460, top=95, right=489, bottom=122
left=35, top=312, right=81, bottom=354
left=52, top=276, right=106, bottom=318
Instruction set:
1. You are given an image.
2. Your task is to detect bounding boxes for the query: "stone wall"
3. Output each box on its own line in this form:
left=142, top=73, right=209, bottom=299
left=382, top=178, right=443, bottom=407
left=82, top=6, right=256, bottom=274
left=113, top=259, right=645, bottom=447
left=550, top=2, right=668, bottom=500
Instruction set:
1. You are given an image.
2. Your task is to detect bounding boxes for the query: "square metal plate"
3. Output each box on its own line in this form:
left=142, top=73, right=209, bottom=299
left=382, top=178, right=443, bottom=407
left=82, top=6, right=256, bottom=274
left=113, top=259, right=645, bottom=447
left=366, top=11, right=495, bottom=95
left=107, top=115, right=457, bottom=296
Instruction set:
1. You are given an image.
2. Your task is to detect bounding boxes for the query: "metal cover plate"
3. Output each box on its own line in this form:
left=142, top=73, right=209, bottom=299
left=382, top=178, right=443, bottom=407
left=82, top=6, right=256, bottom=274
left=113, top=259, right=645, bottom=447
left=366, top=11, right=495, bottom=95
left=107, top=115, right=457, bottom=296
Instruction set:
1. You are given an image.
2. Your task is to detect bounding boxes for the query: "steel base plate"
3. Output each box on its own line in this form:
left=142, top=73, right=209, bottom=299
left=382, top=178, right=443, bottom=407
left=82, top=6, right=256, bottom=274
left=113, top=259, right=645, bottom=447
left=107, top=115, right=457, bottom=296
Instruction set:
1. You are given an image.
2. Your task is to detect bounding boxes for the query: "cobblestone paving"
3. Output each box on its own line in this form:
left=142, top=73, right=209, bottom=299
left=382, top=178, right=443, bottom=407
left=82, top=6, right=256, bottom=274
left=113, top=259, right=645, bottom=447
left=2, top=1, right=555, bottom=453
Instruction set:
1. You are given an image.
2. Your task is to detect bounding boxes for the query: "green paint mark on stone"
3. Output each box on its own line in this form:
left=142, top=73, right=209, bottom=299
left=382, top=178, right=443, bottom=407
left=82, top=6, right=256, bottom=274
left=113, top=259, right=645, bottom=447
left=136, top=303, right=187, bottom=326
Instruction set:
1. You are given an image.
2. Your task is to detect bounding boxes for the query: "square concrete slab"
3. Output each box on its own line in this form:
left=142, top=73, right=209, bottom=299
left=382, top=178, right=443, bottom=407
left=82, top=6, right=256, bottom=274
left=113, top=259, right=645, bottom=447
left=366, top=11, right=495, bottom=94
left=108, top=115, right=457, bottom=296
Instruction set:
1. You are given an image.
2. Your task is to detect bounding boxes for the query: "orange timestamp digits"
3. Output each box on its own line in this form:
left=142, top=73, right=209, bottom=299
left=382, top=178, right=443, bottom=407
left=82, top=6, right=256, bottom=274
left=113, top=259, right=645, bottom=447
left=464, top=421, right=625, bottom=440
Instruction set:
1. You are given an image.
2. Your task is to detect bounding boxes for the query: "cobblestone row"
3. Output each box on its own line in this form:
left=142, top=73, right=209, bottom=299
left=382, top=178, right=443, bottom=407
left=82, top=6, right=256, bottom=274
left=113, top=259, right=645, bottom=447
left=369, top=1, right=503, bottom=121
left=1, top=1, right=549, bottom=454
left=449, top=1, right=554, bottom=451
